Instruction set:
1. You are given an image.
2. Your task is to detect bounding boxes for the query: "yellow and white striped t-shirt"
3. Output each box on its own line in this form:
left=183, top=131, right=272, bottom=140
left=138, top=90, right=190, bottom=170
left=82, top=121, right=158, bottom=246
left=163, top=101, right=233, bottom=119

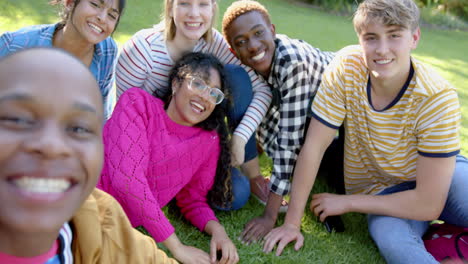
left=311, top=45, right=460, bottom=195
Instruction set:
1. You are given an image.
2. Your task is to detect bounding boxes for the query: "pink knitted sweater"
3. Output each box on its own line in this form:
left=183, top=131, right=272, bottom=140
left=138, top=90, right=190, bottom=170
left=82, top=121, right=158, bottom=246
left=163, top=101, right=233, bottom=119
left=99, top=88, right=220, bottom=242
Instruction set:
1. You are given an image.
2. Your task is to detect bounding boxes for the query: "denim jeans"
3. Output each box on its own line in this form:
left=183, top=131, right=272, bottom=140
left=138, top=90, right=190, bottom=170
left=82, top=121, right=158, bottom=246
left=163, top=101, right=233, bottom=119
left=214, top=167, right=250, bottom=211
left=367, top=155, right=468, bottom=264
left=224, top=64, right=258, bottom=162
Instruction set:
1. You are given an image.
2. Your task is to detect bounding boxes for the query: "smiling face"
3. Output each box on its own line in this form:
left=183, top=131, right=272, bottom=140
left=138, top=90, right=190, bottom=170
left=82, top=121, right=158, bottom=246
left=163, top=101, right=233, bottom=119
left=167, top=67, right=221, bottom=126
left=358, top=20, right=420, bottom=85
left=66, top=0, right=120, bottom=44
left=0, top=49, right=103, bottom=245
left=170, top=0, right=215, bottom=41
left=225, top=11, right=275, bottom=78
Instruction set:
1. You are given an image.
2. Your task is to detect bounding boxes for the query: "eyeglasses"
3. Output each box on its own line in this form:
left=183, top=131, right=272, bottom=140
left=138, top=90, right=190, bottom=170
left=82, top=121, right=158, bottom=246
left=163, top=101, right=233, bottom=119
left=187, top=76, right=225, bottom=105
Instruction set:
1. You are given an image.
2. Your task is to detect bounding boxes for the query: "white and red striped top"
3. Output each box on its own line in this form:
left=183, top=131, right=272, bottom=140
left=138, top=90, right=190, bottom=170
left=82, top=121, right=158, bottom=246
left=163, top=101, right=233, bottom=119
left=115, top=24, right=272, bottom=143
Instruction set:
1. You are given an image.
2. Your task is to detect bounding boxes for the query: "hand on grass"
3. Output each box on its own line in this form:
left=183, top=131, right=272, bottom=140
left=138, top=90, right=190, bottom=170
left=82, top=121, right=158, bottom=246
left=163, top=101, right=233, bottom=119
left=210, top=231, right=239, bottom=264
left=230, top=135, right=246, bottom=166
left=263, top=223, right=303, bottom=256
left=239, top=216, right=275, bottom=245
left=310, top=193, right=349, bottom=222
left=172, top=244, right=211, bottom=264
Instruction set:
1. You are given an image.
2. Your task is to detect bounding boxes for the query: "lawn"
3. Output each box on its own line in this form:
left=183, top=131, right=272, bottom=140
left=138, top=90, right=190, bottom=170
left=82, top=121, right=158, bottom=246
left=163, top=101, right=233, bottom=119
left=1, top=0, right=468, bottom=263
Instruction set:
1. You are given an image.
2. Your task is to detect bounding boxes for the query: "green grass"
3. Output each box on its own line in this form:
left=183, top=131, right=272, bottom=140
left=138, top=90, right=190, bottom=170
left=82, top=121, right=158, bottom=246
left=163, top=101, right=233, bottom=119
left=1, top=0, right=468, bottom=262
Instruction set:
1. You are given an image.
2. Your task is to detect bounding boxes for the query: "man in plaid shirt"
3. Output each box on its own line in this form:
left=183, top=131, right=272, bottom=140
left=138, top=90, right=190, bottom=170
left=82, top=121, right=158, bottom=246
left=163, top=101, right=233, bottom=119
left=222, top=0, right=340, bottom=243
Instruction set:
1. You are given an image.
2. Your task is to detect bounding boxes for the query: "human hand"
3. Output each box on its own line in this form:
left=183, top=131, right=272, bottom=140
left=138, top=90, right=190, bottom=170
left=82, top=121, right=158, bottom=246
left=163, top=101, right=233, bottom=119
left=172, top=244, right=211, bottom=264
left=263, top=223, right=304, bottom=256
left=310, top=193, right=349, bottom=222
left=210, top=231, right=239, bottom=264
left=230, top=135, right=246, bottom=166
left=239, top=215, right=276, bottom=245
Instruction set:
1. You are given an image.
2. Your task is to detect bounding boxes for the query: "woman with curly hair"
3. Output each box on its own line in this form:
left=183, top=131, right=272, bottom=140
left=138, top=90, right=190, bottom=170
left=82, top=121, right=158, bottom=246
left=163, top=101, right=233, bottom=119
left=0, top=0, right=126, bottom=119
left=98, top=52, right=241, bottom=264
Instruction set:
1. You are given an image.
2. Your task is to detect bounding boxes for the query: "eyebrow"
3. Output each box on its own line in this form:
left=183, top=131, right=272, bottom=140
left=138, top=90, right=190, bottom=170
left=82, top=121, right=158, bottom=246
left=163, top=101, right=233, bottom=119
left=233, top=24, right=265, bottom=42
left=362, top=26, right=403, bottom=37
left=99, top=0, right=119, bottom=14
left=0, top=93, right=32, bottom=103
left=72, top=102, right=98, bottom=114
left=0, top=92, right=98, bottom=114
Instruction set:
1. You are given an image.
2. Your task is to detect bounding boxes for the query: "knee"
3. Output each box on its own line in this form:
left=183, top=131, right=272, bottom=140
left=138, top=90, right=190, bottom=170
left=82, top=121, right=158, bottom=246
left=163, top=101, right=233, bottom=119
left=230, top=168, right=250, bottom=210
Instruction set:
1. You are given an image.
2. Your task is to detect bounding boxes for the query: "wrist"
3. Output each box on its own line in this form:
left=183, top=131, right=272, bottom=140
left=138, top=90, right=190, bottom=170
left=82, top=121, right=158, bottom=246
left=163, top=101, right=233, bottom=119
left=263, top=192, right=282, bottom=221
left=163, top=233, right=183, bottom=254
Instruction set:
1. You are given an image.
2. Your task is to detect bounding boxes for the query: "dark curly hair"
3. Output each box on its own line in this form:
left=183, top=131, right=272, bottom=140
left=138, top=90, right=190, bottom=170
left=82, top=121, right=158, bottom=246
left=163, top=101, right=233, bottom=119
left=49, top=0, right=126, bottom=32
left=159, top=52, right=233, bottom=208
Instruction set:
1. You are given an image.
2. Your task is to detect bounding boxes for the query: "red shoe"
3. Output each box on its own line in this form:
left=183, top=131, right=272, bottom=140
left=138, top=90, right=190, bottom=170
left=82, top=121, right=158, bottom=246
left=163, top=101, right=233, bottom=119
left=250, top=175, right=288, bottom=213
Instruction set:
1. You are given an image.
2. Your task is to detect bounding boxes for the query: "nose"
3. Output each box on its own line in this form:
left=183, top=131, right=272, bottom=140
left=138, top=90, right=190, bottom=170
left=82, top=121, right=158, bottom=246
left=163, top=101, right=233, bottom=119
left=96, top=9, right=107, bottom=22
left=188, top=5, right=200, bottom=17
left=376, top=39, right=389, bottom=56
left=247, top=38, right=260, bottom=53
left=24, top=121, right=72, bottom=159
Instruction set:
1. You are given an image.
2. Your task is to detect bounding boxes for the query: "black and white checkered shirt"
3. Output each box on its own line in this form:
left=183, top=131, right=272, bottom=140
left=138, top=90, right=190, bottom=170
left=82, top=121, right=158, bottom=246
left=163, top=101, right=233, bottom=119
left=258, top=34, right=334, bottom=196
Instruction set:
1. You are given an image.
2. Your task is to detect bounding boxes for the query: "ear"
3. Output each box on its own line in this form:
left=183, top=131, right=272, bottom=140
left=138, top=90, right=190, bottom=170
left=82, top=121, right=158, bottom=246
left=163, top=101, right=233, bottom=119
left=411, top=27, right=421, bottom=50
left=270, top=23, right=276, bottom=37
left=171, top=78, right=180, bottom=94
left=64, top=0, right=75, bottom=9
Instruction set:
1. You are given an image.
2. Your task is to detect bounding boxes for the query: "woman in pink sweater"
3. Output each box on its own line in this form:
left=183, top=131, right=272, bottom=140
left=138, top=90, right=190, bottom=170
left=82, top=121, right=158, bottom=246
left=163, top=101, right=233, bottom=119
left=99, top=52, right=240, bottom=264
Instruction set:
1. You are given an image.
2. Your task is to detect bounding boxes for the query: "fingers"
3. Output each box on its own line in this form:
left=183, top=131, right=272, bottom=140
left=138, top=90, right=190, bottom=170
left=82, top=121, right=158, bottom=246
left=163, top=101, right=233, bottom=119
left=294, top=234, right=304, bottom=251
left=262, top=231, right=280, bottom=253
left=210, top=240, right=217, bottom=263
left=217, top=243, right=239, bottom=264
left=240, top=223, right=267, bottom=245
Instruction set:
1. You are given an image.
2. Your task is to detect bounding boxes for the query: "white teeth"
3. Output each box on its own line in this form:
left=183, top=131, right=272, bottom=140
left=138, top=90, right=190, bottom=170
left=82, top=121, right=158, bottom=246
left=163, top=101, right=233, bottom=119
left=252, top=51, right=265, bottom=61
left=375, top=59, right=392, bottom=65
left=88, top=23, right=103, bottom=33
left=186, top=23, right=201, bottom=27
left=191, top=101, right=205, bottom=112
left=14, top=177, right=71, bottom=194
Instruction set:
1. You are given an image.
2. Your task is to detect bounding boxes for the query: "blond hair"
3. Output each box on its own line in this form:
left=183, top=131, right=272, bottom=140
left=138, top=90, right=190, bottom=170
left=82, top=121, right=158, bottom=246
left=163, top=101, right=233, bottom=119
left=353, top=0, right=420, bottom=34
left=221, top=0, right=271, bottom=46
left=162, top=0, right=217, bottom=42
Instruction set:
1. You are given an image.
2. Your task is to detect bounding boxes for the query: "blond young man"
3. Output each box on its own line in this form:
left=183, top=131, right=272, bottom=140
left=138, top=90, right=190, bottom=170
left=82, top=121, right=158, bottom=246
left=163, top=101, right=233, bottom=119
left=263, top=0, right=468, bottom=263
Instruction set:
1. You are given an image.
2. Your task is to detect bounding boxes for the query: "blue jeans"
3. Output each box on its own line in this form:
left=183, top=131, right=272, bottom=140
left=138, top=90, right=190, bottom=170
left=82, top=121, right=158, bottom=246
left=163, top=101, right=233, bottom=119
left=215, top=168, right=250, bottom=211
left=367, top=155, right=468, bottom=264
left=224, top=64, right=258, bottom=162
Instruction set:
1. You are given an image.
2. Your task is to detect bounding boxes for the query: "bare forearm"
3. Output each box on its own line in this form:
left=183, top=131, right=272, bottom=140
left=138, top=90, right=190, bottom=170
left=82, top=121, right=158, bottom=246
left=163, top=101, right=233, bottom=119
left=204, top=220, right=227, bottom=238
left=262, top=192, right=284, bottom=222
left=284, top=144, right=323, bottom=227
left=348, top=189, right=445, bottom=221
left=162, top=233, right=183, bottom=256
left=284, top=118, right=336, bottom=227
left=349, top=156, right=455, bottom=220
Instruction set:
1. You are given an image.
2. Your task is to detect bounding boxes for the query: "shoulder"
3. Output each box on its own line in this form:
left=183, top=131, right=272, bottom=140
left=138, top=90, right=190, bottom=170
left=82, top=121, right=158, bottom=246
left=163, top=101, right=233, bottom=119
left=95, top=37, right=118, bottom=59
left=201, top=129, right=220, bottom=152
left=211, top=28, right=224, bottom=40
left=132, top=26, right=164, bottom=44
left=121, top=87, right=162, bottom=103
left=325, top=45, right=366, bottom=75
left=98, top=37, right=118, bottom=50
left=412, top=58, right=456, bottom=97
left=1, top=24, right=55, bottom=53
